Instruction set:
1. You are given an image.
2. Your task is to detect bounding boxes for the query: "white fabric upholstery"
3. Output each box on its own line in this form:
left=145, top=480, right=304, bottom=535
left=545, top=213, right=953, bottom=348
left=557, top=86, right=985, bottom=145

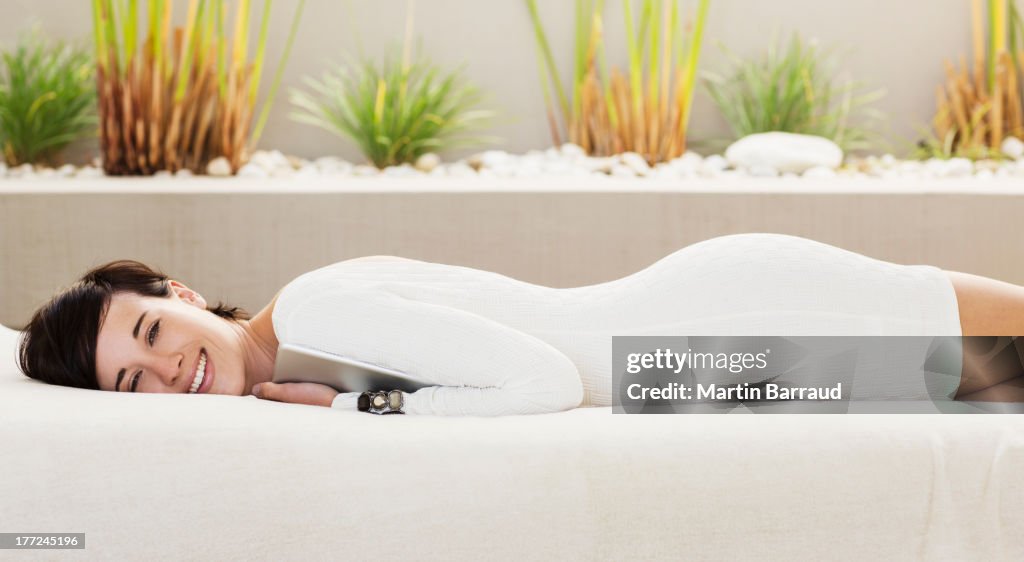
left=2, top=323, right=1024, bottom=559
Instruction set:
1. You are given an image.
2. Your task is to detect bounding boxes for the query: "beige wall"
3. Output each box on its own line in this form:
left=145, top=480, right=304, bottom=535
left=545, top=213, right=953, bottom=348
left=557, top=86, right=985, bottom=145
left=0, top=0, right=973, bottom=163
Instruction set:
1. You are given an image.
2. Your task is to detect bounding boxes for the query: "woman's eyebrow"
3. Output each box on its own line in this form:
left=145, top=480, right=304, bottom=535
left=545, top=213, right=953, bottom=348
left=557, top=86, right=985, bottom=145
left=114, top=311, right=148, bottom=391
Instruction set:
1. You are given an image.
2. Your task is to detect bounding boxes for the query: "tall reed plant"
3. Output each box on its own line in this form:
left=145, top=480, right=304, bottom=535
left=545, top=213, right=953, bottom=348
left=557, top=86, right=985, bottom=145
left=922, top=0, right=1024, bottom=159
left=0, top=30, right=96, bottom=166
left=289, top=2, right=492, bottom=168
left=92, top=0, right=305, bottom=175
left=701, top=32, right=886, bottom=153
left=526, top=0, right=710, bottom=165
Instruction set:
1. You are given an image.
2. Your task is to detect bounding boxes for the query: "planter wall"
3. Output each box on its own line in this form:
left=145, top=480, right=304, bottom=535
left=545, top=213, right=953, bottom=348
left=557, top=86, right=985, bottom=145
left=1, top=177, right=1020, bottom=327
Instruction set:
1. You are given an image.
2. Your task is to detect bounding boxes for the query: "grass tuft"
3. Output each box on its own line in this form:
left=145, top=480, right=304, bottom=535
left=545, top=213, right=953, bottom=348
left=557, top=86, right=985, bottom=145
left=0, top=28, right=96, bottom=167
left=289, top=3, right=493, bottom=168
left=701, top=31, right=886, bottom=154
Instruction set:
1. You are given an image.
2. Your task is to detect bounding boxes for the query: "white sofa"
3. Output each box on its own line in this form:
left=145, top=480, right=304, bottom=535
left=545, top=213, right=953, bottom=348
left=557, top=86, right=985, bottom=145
left=2, top=323, right=1024, bottom=560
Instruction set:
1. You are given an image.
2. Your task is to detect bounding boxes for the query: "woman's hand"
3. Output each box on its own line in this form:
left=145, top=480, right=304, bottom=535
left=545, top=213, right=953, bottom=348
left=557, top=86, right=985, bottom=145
left=251, top=382, right=339, bottom=407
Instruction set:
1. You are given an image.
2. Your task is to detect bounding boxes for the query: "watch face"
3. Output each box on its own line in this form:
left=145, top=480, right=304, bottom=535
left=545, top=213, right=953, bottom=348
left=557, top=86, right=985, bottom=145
left=388, top=390, right=403, bottom=410
left=371, top=394, right=387, bottom=409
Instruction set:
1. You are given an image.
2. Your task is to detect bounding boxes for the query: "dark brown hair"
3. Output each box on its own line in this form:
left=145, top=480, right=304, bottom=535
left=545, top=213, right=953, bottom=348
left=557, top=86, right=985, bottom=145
left=16, top=260, right=249, bottom=390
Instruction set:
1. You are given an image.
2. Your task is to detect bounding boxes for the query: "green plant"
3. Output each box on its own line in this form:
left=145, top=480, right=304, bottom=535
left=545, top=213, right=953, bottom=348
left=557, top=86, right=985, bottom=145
left=92, top=0, right=305, bottom=175
left=701, top=32, right=886, bottom=153
left=527, top=0, right=711, bottom=165
left=289, top=6, right=491, bottom=169
left=0, top=29, right=96, bottom=167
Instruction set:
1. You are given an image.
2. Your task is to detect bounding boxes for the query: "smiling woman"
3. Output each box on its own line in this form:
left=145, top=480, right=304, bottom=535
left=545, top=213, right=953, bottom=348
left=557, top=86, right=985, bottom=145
left=16, top=260, right=280, bottom=397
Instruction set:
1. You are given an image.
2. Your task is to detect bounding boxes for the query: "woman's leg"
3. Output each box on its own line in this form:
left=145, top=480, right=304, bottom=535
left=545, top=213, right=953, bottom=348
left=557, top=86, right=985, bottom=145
left=946, top=270, right=1024, bottom=398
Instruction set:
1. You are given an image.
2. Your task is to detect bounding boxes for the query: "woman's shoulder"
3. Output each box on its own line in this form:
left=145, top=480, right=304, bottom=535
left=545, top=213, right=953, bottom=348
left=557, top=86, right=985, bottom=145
left=273, top=256, right=426, bottom=315
left=342, top=255, right=419, bottom=264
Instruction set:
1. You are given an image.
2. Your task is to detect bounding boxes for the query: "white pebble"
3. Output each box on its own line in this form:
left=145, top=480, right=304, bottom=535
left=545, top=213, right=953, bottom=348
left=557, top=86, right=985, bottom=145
left=880, top=153, right=896, bottom=168
left=942, top=158, right=973, bottom=177
left=542, top=160, right=572, bottom=175
left=559, top=143, right=587, bottom=161
left=585, top=156, right=617, bottom=174
left=154, top=170, right=173, bottom=179
left=249, top=150, right=291, bottom=173
left=1001, top=137, right=1024, bottom=160
left=446, top=162, right=476, bottom=177
left=975, top=169, right=994, bottom=180
left=384, top=163, right=419, bottom=177
left=315, top=157, right=353, bottom=176
left=174, top=168, right=194, bottom=178
left=479, top=150, right=512, bottom=169
left=10, top=163, right=34, bottom=177
left=667, top=153, right=702, bottom=175
left=75, top=166, right=103, bottom=178
left=206, top=156, right=233, bottom=177
left=353, top=165, right=380, bottom=176
left=700, top=154, right=728, bottom=175
left=414, top=153, right=441, bottom=173
left=610, top=164, right=637, bottom=178
left=237, top=164, right=268, bottom=178
left=56, top=164, right=76, bottom=177
left=619, top=152, right=650, bottom=175
left=802, top=166, right=836, bottom=179
left=295, top=164, right=319, bottom=178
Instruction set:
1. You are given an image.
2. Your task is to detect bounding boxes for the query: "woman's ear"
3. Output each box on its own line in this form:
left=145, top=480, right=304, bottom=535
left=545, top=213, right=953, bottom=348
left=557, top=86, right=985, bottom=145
left=168, top=280, right=208, bottom=309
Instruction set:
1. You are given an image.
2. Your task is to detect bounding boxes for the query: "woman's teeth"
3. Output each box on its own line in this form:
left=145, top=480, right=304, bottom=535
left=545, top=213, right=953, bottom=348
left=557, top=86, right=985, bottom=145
left=188, top=350, right=207, bottom=394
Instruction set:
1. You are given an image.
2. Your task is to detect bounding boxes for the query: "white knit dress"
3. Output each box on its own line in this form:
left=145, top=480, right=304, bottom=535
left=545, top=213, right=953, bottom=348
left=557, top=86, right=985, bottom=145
left=270, top=233, right=963, bottom=416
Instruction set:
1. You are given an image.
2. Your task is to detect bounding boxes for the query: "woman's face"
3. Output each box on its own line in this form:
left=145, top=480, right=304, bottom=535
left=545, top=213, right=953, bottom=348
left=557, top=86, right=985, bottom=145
left=94, top=281, right=247, bottom=395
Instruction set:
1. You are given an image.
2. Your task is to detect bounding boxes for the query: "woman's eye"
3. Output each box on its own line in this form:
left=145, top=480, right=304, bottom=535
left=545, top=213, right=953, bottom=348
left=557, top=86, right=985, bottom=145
left=131, top=372, right=141, bottom=392
left=147, top=320, right=160, bottom=346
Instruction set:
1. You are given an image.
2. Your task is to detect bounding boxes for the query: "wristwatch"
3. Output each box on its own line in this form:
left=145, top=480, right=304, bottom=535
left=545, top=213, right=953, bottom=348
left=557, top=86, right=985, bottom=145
left=358, top=390, right=405, bottom=415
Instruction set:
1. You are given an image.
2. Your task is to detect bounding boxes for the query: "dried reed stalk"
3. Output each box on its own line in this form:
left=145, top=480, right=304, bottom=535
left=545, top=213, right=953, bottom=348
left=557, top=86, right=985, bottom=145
left=92, top=0, right=303, bottom=175
left=931, top=0, right=1024, bottom=158
left=527, top=0, right=710, bottom=166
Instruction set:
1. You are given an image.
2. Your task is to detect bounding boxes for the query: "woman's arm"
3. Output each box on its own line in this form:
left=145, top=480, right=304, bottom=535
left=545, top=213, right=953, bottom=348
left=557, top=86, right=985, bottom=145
left=277, top=286, right=584, bottom=416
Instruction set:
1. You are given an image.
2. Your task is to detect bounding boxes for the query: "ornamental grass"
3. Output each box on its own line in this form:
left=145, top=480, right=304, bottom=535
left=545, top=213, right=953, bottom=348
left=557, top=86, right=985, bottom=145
left=0, top=29, right=96, bottom=167
left=526, top=0, right=710, bottom=165
left=924, top=0, right=1024, bottom=159
left=702, top=32, right=886, bottom=153
left=91, top=0, right=304, bottom=175
left=289, top=1, right=493, bottom=169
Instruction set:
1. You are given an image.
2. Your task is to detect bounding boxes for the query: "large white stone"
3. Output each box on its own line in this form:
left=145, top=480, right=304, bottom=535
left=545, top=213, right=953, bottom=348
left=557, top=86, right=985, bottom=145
left=725, top=132, right=843, bottom=174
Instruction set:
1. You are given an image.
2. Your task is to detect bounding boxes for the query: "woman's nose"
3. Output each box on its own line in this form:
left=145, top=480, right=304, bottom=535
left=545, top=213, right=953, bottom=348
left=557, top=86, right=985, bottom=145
left=152, top=354, right=185, bottom=386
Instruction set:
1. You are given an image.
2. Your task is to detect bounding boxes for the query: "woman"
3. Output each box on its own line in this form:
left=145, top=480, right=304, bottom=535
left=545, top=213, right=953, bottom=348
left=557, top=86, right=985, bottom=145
left=15, top=232, right=1024, bottom=415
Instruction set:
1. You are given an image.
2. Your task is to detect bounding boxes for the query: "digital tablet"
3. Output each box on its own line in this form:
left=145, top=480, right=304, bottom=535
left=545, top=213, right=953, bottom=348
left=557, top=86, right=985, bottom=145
left=272, top=342, right=431, bottom=393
